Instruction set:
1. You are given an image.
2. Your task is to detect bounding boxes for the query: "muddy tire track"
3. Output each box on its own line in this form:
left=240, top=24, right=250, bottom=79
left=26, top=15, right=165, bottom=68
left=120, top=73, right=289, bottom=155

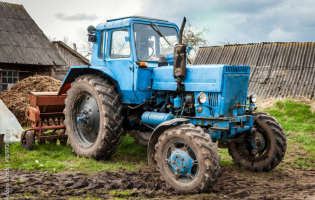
left=1, top=166, right=315, bottom=199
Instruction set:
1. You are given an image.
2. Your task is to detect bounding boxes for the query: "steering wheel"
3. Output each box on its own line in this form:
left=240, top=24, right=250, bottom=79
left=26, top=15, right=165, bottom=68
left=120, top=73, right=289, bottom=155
left=136, top=46, right=155, bottom=58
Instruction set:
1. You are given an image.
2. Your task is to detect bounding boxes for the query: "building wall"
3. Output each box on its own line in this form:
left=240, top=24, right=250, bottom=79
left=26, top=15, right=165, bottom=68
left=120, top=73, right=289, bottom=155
left=0, top=64, right=55, bottom=93
left=54, top=44, right=88, bottom=81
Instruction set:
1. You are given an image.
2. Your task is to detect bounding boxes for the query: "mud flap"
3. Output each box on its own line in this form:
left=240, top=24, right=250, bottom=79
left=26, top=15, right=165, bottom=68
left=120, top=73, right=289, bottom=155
left=147, top=118, right=189, bottom=165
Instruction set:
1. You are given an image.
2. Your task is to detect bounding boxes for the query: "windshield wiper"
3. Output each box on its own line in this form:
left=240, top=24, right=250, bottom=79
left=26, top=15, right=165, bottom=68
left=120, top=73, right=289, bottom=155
left=150, top=22, right=171, bottom=46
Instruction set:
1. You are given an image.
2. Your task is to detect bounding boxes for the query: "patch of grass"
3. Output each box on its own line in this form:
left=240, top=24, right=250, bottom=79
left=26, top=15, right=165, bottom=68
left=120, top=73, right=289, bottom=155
left=110, top=190, right=136, bottom=196
left=0, top=134, right=147, bottom=173
left=266, top=99, right=315, bottom=132
left=218, top=148, right=236, bottom=167
left=263, top=99, right=315, bottom=169
left=16, top=180, right=24, bottom=184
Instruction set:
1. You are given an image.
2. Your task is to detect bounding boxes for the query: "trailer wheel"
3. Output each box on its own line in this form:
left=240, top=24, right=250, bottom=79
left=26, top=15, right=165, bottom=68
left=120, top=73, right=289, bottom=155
left=21, top=131, right=35, bottom=150
left=64, top=75, right=123, bottom=160
left=228, top=111, right=287, bottom=172
left=154, top=124, right=221, bottom=192
left=59, top=138, right=67, bottom=147
left=38, top=138, right=46, bottom=145
left=130, top=130, right=151, bottom=147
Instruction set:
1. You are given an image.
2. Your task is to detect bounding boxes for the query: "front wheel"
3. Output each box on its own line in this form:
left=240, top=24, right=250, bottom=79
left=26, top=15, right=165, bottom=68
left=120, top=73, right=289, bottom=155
left=154, top=124, right=221, bottom=192
left=228, top=111, right=287, bottom=172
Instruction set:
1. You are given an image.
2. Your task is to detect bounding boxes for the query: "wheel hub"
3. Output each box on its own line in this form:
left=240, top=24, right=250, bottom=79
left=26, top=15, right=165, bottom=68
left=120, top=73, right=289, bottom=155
left=167, top=142, right=198, bottom=181
left=74, top=94, right=100, bottom=146
left=248, top=131, right=266, bottom=156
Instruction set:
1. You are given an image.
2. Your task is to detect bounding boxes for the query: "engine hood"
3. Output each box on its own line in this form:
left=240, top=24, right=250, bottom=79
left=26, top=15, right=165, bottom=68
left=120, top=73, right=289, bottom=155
left=152, top=64, right=225, bottom=92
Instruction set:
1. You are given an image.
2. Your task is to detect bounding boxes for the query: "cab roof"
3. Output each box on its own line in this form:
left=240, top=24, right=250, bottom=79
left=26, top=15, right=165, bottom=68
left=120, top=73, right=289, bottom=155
left=96, top=16, right=178, bottom=31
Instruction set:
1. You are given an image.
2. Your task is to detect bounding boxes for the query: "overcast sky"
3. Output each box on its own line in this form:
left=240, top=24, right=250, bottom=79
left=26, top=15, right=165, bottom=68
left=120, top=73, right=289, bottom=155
left=5, top=0, right=315, bottom=51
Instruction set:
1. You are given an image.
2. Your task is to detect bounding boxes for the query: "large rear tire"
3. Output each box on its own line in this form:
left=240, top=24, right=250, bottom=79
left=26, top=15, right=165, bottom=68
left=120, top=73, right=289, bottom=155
left=228, top=111, right=287, bottom=172
left=154, top=124, right=221, bottom=192
left=64, top=75, right=123, bottom=160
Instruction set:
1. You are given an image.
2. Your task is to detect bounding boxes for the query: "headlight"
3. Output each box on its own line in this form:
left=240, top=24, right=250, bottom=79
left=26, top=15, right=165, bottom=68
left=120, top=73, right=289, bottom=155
left=249, top=93, right=258, bottom=103
left=197, top=92, right=207, bottom=104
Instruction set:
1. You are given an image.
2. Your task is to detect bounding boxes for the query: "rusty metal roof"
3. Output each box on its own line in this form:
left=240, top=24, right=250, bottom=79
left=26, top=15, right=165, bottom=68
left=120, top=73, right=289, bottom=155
left=194, top=42, right=315, bottom=99
left=0, top=2, right=66, bottom=66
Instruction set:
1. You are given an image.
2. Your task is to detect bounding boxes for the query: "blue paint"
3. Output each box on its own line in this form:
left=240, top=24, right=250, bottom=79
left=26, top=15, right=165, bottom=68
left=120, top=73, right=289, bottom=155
left=167, top=141, right=198, bottom=181
left=166, top=54, right=174, bottom=66
left=152, top=65, right=223, bottom=91
left=142, top=112, right=174, bottom=126
left=174, top=96, right=181, bottom=108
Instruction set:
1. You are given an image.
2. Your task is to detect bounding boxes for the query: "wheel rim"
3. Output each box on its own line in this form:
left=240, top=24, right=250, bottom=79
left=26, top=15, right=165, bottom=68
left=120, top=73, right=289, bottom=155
left=73, top=91, right=100, bottom=147
left=238, top=120, right=270, bottom=161
left=165, top=141, right=199, bottom=182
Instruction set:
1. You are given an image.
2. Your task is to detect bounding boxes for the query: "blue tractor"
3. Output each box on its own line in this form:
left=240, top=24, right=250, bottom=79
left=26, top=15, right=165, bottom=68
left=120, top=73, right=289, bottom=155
left=59, top=16, right=287, bottom=192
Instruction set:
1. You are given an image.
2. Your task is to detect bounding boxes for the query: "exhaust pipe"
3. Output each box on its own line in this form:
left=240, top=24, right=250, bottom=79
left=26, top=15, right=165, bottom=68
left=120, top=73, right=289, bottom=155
left=173, top=17, right=187, bottom=92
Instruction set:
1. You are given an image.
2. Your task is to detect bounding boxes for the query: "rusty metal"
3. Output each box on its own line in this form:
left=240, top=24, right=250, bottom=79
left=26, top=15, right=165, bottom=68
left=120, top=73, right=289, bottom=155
left=25, top=92, right=67, bottom=143
left=173, top=17, right=186, bottom=92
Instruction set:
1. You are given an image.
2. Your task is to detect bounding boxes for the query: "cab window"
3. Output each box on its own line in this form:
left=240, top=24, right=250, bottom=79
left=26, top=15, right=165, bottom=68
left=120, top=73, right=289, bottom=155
left=110, top=29, right=131, bottom=58
left=99, top=31, right=105, bottom=59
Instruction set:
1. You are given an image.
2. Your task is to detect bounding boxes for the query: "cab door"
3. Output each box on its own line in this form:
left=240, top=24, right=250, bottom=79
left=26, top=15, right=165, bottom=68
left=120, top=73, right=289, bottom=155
left=105, top=28, right=138, bottom=104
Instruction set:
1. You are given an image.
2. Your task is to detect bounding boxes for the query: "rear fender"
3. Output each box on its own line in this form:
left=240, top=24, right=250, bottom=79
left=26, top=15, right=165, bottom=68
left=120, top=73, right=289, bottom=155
left=58, top=66, right=117, bottom=95
left=147, top=118, right=189, bottom=165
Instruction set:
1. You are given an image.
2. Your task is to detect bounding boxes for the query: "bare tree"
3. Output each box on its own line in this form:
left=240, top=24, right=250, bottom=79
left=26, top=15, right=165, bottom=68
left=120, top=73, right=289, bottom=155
left=218, top=38, right=231, bottom=46
left=182, top=23, right=210, bottom=63
left=48, top=36, right=57, bottom=42
left=79, top=38, right=93, bottom=59
left=62, top=36, right=69, bottom=45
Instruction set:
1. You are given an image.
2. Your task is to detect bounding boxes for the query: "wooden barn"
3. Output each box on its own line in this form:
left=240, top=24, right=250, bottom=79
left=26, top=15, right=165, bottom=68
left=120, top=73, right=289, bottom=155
left=0, top=2, right=66, bottom=93
left=194, top=42, right=315, bottom=99
left=52, top=41, right=90, bottom=81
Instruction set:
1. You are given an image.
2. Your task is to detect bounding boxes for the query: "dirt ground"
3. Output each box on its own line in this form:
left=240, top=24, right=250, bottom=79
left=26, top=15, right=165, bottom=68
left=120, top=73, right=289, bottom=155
left=0, top=75, right=62, bottom=126
left=1, top=165, right=315, bottom=200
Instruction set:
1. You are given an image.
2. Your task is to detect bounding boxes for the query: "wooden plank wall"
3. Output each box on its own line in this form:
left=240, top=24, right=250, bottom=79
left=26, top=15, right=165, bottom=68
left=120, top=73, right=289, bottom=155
left=54, top=44, right=88, bottom=81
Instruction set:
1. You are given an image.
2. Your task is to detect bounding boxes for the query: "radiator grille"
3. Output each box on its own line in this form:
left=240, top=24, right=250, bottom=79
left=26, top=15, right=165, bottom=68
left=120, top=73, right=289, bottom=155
left=208, top=92, right=219, bottom=107
left=224, top=66, right=250, bottom=73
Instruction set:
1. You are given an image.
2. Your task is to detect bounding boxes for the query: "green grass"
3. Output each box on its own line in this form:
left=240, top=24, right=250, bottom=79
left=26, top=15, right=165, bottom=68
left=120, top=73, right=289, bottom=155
left=264, top=99, right=315, bottom=169
left=265, top=100, right=315, bottom=153
left=266, top=100, right=315, bottom=132
left=0, top=134, right=147, bottom=173
left=1, top=99, right=314, bottom=173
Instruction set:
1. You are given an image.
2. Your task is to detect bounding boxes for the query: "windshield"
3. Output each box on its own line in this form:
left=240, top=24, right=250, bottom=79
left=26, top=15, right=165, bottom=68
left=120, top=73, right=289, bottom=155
left=133, top=23, right=178, bottom=62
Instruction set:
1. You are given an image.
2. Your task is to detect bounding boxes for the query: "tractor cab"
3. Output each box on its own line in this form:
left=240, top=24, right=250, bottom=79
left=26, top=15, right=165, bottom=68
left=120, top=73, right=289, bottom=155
left=91, top=16, right=179, bottom=67
left=80, top=16, right=180, bottom=104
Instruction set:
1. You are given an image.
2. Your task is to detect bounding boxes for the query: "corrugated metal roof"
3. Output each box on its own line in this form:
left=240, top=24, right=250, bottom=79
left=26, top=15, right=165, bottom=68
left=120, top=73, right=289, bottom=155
left=0, top=2, right=66, bottom=66
left=194, top=42, right=315, bottom=99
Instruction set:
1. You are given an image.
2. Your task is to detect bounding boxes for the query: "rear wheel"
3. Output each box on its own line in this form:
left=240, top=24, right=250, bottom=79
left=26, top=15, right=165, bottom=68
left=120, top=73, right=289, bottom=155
left=228, top=111, right=287, bottom=172
left=155, top=124, right=220, bottom=192
left=21, top=131, right=35, bottom=150
left=129, top=130, right=151, bottom=147
left=64, top=75, right=123, bottom=159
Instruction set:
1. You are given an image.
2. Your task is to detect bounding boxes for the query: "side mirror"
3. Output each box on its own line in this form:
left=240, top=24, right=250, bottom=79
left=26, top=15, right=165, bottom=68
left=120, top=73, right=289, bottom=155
left=87, top=25, right=97, bottom=43
left=87, top=25, right=96, bottom=33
